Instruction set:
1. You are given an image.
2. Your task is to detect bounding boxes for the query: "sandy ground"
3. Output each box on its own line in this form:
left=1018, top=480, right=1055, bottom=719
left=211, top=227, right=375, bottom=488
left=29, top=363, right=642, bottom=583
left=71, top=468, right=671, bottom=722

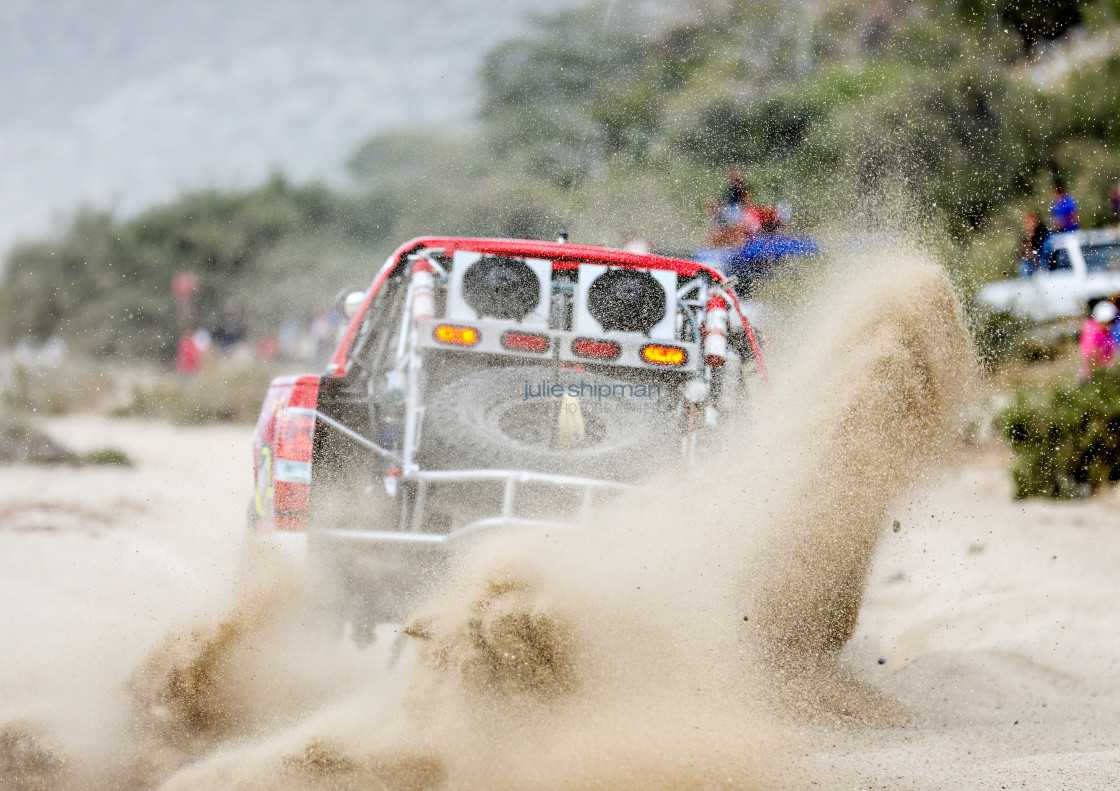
left=1, top=417, right=1118, bottom=788
left=0, top=417, right=250, bottom=749
left=817, top=451, right=1120, bottom=789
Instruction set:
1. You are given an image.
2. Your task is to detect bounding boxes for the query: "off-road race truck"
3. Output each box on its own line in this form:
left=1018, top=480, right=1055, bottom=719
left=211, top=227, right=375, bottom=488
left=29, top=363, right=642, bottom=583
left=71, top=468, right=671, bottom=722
left=977, top=228, right=1120, bottom=323
left=249, top=236, right=767, bottom=644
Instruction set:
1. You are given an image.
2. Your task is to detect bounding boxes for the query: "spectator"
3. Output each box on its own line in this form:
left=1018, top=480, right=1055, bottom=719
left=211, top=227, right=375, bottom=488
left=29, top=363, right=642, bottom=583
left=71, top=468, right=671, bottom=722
left=706, top=191, right=748, bottom=247
left=1050, top=179, right=1079, bottom=233
left=1018, top=210, right=1050, bottom=276
left=738, top=186, right=764, bottom=236
left=1079, top=300, right=1117, bottom=378
left=720, top=167, right=746, bottom=208
left=1109, top=173, right=1120, bottom=223
left=214, top=299, right=246, bottom=351
left=705, top=178, right=787, bottom=247
left=255, top=333, right=280, bottom=363
left=170, top=271, right=198, bottom=326
left=175, top=328, right=203, bottom=376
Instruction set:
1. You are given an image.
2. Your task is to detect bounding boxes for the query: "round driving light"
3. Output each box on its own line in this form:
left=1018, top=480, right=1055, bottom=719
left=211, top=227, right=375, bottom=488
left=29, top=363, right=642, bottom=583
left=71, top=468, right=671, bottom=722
left=342, top=291, right=365, bottom=318
left=462, top=256, right=540, bottom=321
left=683, top=378, right=709, bottom=403
left=587, top=269, right=666, bottom=334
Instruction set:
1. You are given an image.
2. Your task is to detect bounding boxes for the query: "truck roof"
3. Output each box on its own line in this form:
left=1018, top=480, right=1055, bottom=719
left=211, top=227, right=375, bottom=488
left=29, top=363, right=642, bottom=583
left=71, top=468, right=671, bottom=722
left=389, top=236, right=723, bottom=278
left=1044, top=227, right=1120, bottom=256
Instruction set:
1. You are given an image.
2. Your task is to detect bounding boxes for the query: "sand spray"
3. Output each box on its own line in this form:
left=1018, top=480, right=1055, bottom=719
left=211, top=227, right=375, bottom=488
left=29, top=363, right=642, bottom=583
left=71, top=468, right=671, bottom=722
left=1, top=250, right=977, bottom=790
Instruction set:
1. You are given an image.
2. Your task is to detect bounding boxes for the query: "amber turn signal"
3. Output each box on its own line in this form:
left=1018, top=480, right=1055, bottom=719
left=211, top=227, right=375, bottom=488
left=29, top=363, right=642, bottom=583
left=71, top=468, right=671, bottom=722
left=641, top=344, right=687, bottom=365
left=433, top=324, right=480, bottom=346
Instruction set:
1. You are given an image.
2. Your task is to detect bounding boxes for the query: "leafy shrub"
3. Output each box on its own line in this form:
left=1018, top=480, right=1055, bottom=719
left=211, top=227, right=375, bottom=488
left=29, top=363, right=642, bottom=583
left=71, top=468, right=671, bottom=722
left=972, top=308, right=1030, bottom=372
left=0, top=411, right=74, bottom=464
left=674, top=95, right=822, bottom=167
left=0, top=178, right=395, bottom=359
left=111, top=363, right=275, bottom=425
left=996, top=0, right=1088, bottom=53
left=996, top=366, right=1120, bottom=499
left=2, top=362, right=120, bottom=415
left=76, top=448, right=133, bottom=467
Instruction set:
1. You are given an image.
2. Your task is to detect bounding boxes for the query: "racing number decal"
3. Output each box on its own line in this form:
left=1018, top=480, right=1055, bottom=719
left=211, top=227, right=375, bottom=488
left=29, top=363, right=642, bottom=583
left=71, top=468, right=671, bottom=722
left=253, top=396, right=286, bottom=519
left=254, top=444, right=273, bottom=518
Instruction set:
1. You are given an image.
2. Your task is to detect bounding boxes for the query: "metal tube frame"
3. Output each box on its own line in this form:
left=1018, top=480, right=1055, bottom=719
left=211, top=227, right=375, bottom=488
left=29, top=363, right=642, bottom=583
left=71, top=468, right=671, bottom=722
left=306, top=251, right=725, bottom=546
left=283, top=406, right=402, bottom=465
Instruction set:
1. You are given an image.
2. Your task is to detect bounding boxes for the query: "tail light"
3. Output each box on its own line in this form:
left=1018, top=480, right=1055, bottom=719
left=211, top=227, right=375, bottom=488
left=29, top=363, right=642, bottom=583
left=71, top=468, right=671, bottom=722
left=273, top=408, right=315, bottom=524
left=572, top=338, right=621, bottom=360
left=257, top=376, right=319, bottom=532
left=275, top=410, right=315, bottom=490
left=641, top=344, right=688, bottom=366
left=276, top=411, right=315, bottom=463
left=434, top=324, right=480, bottom=346
left=501, top=331, right=550, bottom=353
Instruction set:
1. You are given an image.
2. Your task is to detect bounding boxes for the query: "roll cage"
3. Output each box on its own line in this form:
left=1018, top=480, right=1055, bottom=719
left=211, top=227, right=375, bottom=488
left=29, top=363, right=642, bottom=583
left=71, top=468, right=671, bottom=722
left=254, top=236, right=768, bottom=547
left=326, top=236, right=753, bottom=378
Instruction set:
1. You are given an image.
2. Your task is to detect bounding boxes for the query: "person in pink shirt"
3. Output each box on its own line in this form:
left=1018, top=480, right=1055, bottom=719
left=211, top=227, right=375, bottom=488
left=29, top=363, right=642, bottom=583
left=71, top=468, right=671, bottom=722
left=1079, top=300, right=1118, bottom=378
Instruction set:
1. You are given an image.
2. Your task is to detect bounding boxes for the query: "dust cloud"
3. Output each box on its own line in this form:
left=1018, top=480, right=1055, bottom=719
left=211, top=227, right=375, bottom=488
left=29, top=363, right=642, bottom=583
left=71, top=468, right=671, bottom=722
left=1, top=250, right=976, bottom=790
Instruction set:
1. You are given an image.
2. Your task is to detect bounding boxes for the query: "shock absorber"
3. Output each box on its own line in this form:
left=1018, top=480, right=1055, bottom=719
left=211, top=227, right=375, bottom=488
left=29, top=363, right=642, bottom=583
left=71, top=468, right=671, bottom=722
left=411, top=257, right=435, bottom=324
left=704, top=292, right=729, bottom=370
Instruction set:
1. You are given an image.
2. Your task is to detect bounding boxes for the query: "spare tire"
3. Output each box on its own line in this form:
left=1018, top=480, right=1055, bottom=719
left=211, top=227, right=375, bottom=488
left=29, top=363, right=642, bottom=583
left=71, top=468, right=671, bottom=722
left=420, top=365, right=676, bottom=480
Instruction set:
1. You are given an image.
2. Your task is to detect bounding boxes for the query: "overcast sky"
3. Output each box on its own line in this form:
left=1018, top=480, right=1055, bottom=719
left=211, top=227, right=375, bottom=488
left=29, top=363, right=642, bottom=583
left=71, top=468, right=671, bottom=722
left=0, top=0, right=577, bottom=258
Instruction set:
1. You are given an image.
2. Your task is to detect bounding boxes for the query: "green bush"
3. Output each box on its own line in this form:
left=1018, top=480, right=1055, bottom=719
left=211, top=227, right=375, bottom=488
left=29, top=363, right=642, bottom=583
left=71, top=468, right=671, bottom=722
left=996, top=366, right=1120, bottom=499
left=0, top=411, right=74, bottom=464
left=0, top=177, right=396, bottom=359
left=76, top=448, right=133, bottom=467
left=110, top=363, right=276, bottom=425
left=2, top=362, right=125, bottom=415
left=972, top=308, right=1030, bottom=372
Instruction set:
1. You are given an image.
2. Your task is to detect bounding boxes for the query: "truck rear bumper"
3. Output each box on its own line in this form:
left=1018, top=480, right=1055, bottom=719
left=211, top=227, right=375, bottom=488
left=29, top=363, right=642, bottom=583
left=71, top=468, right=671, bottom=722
left=312, top=516, right=585, bottom=553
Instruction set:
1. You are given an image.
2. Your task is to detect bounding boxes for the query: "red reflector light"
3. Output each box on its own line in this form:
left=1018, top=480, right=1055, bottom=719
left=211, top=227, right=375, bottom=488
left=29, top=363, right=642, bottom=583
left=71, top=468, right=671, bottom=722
left=434, top=324, right=480, bottom=346
left=501, top=331, right=550, bottom=353
left=276, top=412, right=315, bottom=461
left=641, top=345, right=687, bottom=366
left=572, top=338, right=621, bottom=360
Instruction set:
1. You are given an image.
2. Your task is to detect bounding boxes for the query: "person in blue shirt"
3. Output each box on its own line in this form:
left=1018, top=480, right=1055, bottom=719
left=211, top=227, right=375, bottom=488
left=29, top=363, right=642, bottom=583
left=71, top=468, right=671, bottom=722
left=1051, top=179, right=1079, bottom=233
left=1017, top=209, right=1050, bottom=277
left=1108, top=171, right=1120, bottom=223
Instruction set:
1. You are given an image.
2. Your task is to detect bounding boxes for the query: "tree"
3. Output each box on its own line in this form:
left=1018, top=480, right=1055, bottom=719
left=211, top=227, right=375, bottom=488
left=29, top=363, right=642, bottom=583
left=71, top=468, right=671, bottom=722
left=997, top=0, right=1092, bottom=53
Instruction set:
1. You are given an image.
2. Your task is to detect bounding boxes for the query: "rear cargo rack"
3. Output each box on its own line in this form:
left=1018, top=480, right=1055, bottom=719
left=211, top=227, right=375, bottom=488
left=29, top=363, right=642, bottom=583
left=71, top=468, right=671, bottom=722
left=288, top=406, right=633, bottom=546
left=316, top=469, right=632, bottom=548
left=403, top=467, right=632, bottom=532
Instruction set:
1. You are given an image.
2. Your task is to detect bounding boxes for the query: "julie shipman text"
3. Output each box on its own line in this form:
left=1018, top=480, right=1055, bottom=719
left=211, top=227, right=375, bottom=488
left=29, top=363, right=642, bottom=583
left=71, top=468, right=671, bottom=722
left=523, top=379, right=662, bottom=401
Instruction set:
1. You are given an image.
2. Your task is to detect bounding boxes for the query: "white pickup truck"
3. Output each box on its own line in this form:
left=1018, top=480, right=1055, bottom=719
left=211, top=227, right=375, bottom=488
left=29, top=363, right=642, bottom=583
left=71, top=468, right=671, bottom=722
left=977, top=228, right=1120, bottom=322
